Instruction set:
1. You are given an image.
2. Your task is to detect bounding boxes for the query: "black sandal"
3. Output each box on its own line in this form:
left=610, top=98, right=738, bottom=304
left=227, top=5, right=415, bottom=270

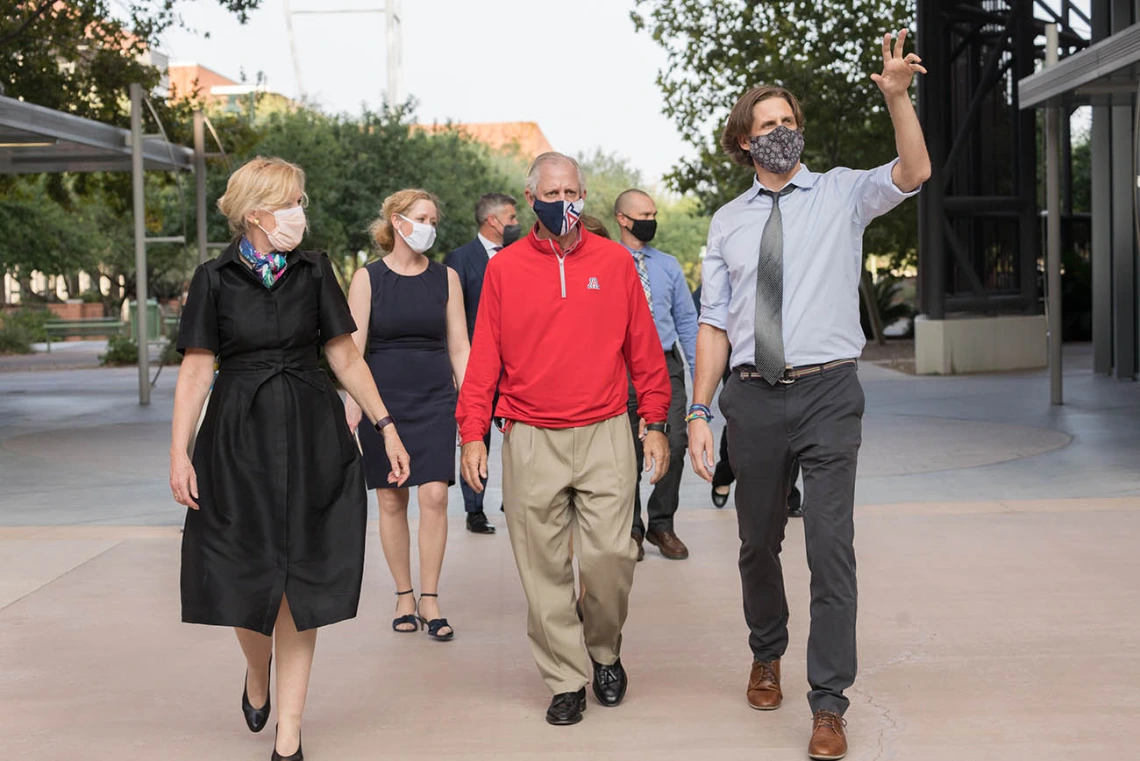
left=392, top=589, right=419, bottom=633
left=416, top=593, right=454, bottom=641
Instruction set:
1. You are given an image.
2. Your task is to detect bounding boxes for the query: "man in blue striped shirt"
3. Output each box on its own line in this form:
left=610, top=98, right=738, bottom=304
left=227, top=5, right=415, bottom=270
left=615, top=189, right=699, bottom=561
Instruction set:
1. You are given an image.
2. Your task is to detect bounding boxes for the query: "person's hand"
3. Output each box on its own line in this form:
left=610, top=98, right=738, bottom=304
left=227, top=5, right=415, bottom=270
left=382, top=426, right=411, bottom=486
left=638, top=418, right=647, bottom=440
left=461, top=441, right=488, bottom=493
left=643, top=430, right=670, bottom=485
left=170, top=451, right=199, bottom=509
left=687, top=418, right=715, bottom=482
left=345, top=396, right=362, bottom=434
left=871, top=28, right=927, bottom=99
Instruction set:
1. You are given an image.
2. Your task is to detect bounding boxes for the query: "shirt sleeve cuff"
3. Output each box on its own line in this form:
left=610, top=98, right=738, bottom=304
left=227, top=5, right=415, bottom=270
left=699, top=312, right=727, bottom=331
left=881, top=158, right=922, bottom=198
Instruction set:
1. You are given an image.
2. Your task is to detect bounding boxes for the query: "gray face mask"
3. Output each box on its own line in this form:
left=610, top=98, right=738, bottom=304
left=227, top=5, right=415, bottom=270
left=749, top=126, right=805, bottom=174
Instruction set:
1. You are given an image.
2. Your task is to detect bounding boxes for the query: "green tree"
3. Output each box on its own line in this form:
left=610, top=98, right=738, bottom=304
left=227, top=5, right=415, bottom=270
left=632, top=0, right=918, bottom=268
left=0, top=1, right=261, bottom=125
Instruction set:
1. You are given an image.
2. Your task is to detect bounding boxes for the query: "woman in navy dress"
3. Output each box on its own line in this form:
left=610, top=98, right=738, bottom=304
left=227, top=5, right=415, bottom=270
left=345, top=189, right=470, bottom=640
left=169, top=157, right=410, bottom=760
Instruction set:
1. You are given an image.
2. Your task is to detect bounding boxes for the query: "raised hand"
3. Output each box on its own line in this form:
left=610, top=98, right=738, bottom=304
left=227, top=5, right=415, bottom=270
left=871, top=28, right=927, bottom=99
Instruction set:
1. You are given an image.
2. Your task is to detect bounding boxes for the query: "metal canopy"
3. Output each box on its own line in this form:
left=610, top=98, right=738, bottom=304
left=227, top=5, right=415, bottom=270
left=1019, top=21, right=1140, bottom=108
left=0, top=94, right=193, bottom=175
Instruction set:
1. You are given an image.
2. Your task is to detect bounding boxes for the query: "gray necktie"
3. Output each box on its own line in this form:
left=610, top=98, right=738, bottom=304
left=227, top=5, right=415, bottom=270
left=754, top=185, right=796, bottom=385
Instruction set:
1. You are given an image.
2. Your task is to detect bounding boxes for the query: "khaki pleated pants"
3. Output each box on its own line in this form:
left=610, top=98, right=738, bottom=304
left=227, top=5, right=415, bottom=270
left=501, top=414, right=639, bottom=694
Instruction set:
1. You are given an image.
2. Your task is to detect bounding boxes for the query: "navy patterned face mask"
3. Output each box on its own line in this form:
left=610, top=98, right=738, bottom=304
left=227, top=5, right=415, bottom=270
left=749, top=126, right=805, bottom=174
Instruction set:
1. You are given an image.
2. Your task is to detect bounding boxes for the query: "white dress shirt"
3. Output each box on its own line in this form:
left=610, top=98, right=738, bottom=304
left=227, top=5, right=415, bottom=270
left=700, top=160, right=919, bottom=369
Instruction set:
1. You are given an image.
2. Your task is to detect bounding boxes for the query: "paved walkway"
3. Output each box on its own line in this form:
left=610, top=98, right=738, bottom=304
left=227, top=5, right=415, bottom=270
left=1, top=345, right=1138, bottom=759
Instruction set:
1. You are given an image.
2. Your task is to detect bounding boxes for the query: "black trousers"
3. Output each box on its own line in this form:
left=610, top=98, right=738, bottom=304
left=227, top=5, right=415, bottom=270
left=713, top=397, right=801, bottom=509
left=627, top=349, right=688, bottom=537
left=718, top=363, right=863, bottom=715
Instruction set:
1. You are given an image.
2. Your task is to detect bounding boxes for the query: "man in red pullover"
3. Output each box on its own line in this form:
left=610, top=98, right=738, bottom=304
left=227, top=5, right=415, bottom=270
left=458, top=152, right=671, bottom=726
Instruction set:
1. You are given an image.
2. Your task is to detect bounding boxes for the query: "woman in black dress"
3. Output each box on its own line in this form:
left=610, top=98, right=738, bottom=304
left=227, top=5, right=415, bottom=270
left=169, top=157, right=410, bottom=761
left=344, top=189, right=470, bottom=641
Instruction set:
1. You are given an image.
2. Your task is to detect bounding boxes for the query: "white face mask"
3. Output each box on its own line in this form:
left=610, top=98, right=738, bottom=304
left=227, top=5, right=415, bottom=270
left=397, top=214, right=437, bottom=254
left=256, top=205, right=307, bottom=252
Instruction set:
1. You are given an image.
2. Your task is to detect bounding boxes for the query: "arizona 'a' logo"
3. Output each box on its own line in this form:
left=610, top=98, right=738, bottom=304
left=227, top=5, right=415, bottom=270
left=586, top=277, right=600, bottom=290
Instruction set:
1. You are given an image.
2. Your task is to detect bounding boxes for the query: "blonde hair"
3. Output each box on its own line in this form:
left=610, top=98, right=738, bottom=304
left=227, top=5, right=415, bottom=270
left=216, top=156, right=308, bottom=235
left=369, top=189, right=441, bottom=252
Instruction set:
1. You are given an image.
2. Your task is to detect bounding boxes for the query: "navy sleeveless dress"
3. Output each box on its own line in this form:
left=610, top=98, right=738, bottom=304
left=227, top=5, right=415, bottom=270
left=356, top=258, right=457, bottom=488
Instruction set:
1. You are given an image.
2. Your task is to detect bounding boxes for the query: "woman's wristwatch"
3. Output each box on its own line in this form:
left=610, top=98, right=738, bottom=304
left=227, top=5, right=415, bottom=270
left=645, top=422, right=669, bottom=435
left=373, top=416, right=394, bottom=434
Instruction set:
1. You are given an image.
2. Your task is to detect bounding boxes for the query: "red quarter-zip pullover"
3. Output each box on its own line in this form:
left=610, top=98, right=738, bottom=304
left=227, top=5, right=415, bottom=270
left=457, top=225, right=671, bottom=443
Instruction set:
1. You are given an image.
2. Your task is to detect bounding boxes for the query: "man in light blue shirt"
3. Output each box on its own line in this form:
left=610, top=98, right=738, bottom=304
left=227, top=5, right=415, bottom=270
left=615, top=188, right=699, bottom=561
left=686, top=30, right=931, bottom=761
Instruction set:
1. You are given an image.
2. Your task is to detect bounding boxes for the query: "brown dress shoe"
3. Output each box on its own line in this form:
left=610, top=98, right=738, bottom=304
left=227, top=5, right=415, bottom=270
left=645, top=529, right=689, bottom=559
left=808, top=710, right=848, bottom=760
left=746, top=659, right=782, bottom=710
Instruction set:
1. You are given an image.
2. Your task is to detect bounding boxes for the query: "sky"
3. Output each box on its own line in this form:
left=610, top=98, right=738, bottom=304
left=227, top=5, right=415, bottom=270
left=158, top=0, right=696, bottom=184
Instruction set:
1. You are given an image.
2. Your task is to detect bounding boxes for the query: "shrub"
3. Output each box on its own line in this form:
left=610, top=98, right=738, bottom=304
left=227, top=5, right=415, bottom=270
left=100, top=333, right=140, bottom=366
left=0, top=308, right=49, bottom=354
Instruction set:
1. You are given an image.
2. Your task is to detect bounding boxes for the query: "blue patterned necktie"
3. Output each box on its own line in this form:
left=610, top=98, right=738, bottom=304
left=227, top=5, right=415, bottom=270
left=754, top=185, right=797, bottom=384
left=634, top=250, right=653, bottom=310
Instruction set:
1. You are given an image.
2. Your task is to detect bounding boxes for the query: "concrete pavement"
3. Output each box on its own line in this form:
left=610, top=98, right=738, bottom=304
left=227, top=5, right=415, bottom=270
left=1, top=344, right=1138, bottom=759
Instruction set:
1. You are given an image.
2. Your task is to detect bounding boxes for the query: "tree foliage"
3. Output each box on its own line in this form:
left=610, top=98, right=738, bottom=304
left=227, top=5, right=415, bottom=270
left=0, top=1, right=261, bottom=125
left=632, top=0, right=919, bottom=267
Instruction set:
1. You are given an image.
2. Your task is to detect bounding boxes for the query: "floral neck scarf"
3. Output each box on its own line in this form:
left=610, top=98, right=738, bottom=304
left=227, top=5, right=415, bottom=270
left=238, top=237, right=288, bottom=288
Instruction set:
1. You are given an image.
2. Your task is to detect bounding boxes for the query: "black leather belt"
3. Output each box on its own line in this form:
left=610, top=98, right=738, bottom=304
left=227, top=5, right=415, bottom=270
left=736, top=358, right=857, bottom=384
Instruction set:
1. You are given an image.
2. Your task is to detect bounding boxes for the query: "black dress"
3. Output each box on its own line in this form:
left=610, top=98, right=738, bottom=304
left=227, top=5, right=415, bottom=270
left=356, top=259, right=456, bottom=489
left=177, top=241, right=366, bottom=635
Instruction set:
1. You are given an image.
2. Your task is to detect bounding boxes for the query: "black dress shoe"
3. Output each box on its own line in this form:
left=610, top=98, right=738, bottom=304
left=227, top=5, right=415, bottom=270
left=592, top=658, right=628, bottom=707
left=633, top=532, right=645, bottom=562
left=466, top=511, right=496, bottom=534
left=788, top=504, right=804, bottom=518
left=711, top=484, right=730, bottom=508
left=241, top=656, right=271, bottom=733
left=270, top=726, right=302, bottom=761
left=545, top=688, right=586, bottom=725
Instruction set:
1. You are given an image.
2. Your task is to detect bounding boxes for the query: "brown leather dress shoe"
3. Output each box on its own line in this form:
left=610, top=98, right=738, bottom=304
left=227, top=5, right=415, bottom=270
left=746, top=659, right=782, bottom=710
left=645, top=529, right=689, bottom=559
left=808, top=710, right=848, bottom=760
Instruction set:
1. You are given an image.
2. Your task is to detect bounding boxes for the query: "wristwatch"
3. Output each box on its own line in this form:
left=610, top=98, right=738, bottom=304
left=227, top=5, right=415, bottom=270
left=373, top=416, right=394, bottom=433
left=645, top=422, right=669, bottom=435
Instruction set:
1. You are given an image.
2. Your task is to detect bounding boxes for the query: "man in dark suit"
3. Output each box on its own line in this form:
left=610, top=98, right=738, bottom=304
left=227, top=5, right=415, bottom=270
left=444, top=192, right=520, bottom=534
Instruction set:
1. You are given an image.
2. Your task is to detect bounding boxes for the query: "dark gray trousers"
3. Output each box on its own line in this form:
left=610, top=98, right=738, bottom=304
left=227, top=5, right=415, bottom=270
left=718, top=363, right=864, bottom=715
left=627, top=349, right=688, bottom=537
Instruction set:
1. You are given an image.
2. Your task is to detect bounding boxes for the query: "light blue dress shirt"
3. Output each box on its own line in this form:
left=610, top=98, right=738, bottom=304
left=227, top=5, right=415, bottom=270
left=623, top=243, right=699, bottom=377
left=700, top=160, right=919, bottom=370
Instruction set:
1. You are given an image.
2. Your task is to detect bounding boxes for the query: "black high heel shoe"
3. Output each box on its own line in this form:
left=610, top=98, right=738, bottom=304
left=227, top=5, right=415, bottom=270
left=711, top=484, right=730, bottom=508
left=392, top=589, right=419, bottom=633
left=416, top=593, right=454, bottom=641
left=241, top=655, right=272, bottom=733
left=270, top=725, right=303, bottom=761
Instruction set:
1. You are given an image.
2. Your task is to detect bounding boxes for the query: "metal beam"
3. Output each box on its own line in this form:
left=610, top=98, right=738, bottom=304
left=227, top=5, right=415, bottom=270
left=1045, top=25, right=1064, bottom=404
left=1019, top=21, right=1140, bottom=108
left=194, top=111, right=208, bottom=265
left=130, top=84, right=150, bottom=406
left=1111, top=101, right=1137, bottom=378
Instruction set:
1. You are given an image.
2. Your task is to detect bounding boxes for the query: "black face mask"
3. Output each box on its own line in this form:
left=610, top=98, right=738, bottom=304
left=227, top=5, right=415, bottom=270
left=501, top=223, right=522, bottom=247
left=628, top=218, right=657, bottom=243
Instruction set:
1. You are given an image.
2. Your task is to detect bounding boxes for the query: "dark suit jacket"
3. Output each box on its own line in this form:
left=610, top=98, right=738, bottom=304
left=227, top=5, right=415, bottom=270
left=444, top=237, right=491, bottom=341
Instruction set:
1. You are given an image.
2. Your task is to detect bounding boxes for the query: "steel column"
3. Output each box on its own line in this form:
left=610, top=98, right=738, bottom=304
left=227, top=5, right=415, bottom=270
left=130, top=83, right=150, bottom=406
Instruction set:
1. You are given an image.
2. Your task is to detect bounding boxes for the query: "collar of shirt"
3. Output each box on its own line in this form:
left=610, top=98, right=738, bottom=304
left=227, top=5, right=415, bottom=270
left=748, top=164, right=817, bottom=200
left=621, top=242, right=659, bottom=260
left=477, top=232, right=501, bottom=257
